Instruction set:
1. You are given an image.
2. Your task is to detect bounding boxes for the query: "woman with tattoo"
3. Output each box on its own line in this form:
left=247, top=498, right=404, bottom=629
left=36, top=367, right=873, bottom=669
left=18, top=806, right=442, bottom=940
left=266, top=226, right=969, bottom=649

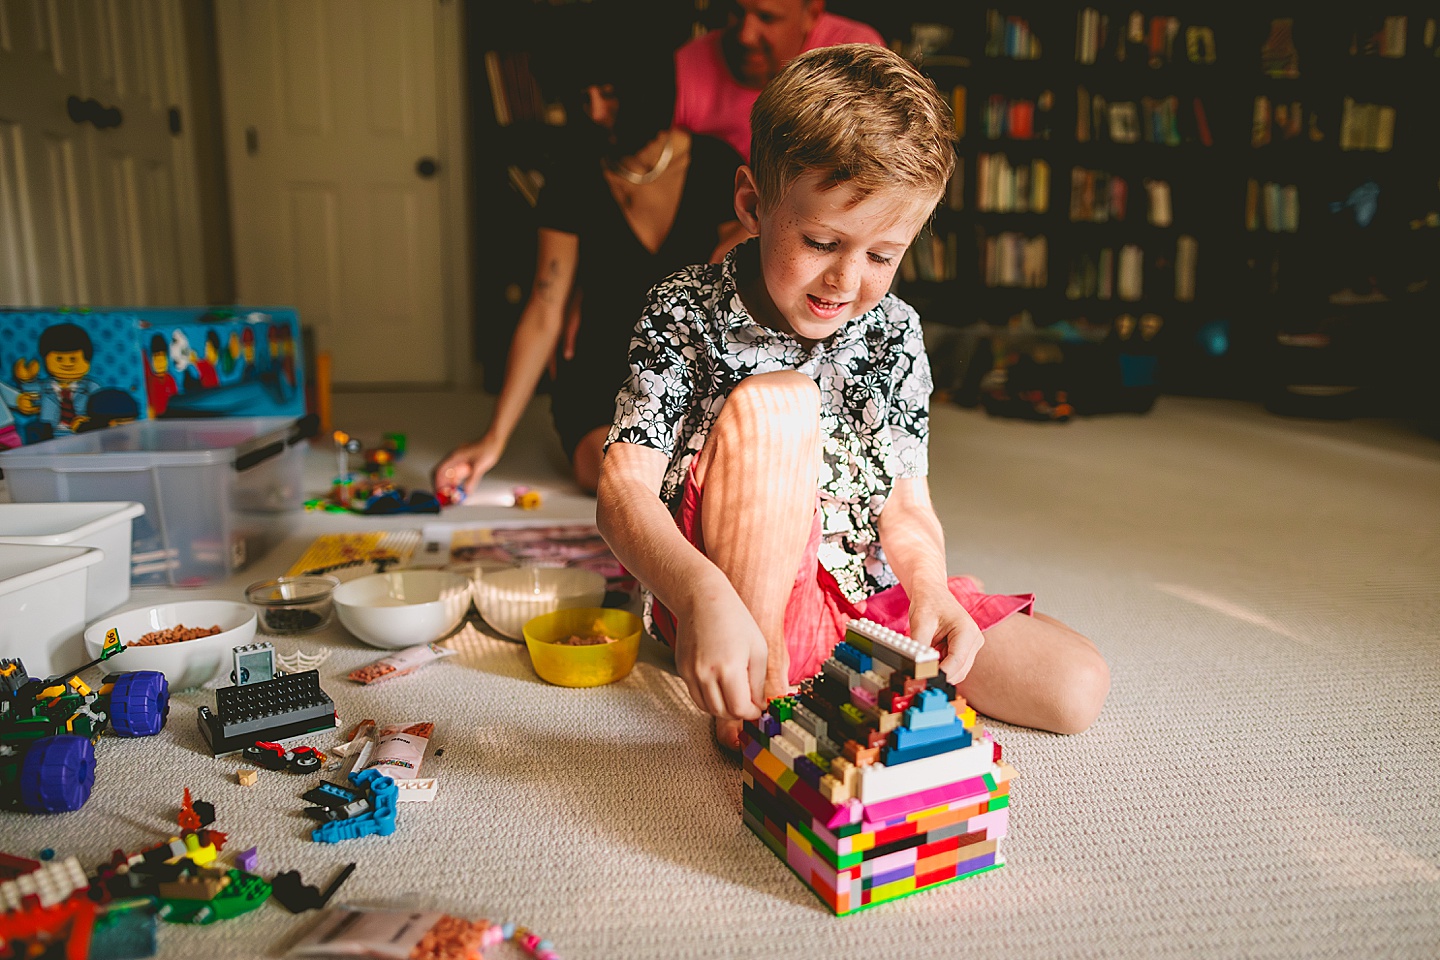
left=434, top=36, right=745, bottom=498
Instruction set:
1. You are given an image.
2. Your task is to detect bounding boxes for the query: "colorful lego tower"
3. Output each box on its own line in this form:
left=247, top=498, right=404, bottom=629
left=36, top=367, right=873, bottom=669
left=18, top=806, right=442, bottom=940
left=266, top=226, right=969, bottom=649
left=741, top=618, right=1015, bottom=914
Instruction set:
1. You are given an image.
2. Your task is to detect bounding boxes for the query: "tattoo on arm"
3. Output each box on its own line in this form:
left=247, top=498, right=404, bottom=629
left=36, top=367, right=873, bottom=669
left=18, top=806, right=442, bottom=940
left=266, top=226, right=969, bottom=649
left=534, top=258, right=562, bottom=302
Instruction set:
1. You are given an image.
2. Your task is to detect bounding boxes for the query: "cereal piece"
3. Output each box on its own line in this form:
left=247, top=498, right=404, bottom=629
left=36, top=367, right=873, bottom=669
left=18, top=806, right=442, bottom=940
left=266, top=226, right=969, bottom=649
left=558, top=634, right=617, bottom=647
left=133, top=624, right=223, bottom=646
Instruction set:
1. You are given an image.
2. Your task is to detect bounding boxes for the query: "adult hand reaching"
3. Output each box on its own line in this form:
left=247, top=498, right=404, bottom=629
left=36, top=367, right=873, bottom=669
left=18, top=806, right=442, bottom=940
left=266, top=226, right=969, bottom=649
left=431, top=435, right=506, bottom=502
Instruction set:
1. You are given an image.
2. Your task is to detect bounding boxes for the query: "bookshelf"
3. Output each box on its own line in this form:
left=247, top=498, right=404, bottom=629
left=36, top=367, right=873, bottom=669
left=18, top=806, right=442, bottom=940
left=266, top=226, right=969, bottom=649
left=861, top=5, right=1438, bottom=412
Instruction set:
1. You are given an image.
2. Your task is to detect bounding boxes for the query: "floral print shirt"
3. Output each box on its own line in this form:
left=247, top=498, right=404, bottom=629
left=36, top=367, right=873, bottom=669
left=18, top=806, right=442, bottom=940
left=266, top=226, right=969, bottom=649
left=606, top=242, right=932, bottom=602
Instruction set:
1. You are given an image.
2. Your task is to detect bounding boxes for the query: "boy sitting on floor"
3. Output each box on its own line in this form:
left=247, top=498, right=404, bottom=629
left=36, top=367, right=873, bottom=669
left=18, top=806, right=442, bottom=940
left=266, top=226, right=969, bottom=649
left=596, top=44, right=1109, bottom=749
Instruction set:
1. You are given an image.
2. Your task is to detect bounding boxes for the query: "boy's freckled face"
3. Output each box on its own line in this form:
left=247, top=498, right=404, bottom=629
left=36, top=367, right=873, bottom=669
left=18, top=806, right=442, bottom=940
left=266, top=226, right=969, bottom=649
left=748, top=175, right=932, bottom=344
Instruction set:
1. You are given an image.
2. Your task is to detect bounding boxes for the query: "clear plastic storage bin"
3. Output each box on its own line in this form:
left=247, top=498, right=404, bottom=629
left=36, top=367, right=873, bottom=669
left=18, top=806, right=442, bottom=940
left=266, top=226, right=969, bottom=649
left=0, top=416, right=314, bottom=586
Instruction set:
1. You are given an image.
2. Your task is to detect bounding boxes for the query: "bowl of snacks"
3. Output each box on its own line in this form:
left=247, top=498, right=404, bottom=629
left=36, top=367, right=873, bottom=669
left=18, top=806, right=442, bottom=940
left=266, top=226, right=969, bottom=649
left=83, top=600, right=257, bottom=689
left=332, top=569, right=472, bottom=649
left=522, top=607, right=642, bottom=687
left=475, top=566, right=607, bottom=640
left=244, top=574, right=340, bottom=635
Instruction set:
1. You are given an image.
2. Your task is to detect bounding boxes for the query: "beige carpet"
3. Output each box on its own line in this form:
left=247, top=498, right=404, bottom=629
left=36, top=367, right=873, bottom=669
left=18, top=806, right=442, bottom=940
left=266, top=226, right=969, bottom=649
left=2, top=391, right=1436, bottom=959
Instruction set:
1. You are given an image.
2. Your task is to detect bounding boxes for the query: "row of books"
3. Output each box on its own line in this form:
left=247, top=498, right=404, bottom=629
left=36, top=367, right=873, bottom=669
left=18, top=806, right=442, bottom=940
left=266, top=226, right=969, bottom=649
left=1245, top=181, right=1300, bottom=233
left=982, top=232, right=1048, bottom=289
left=1338, top=99, right=1397, bottom=152
left=483, top=50, right=561, bottom=128
left=1076, top=91, right=1202, bottom=146
left=1069, top=168, right=1129, bottom=223
left=1251, top=98, right=1310, bottom=147
left=1064, top=237, right=1197, bottom=302
left=981, top=93, right=1053, bottom=141
left=1077, top=10, right=1216, bottom=67
left=976, top=154, right=1050, bottom=214
left=899, top=228, right=959, bottom=284
left=984, top=10, right=1041, bottom=61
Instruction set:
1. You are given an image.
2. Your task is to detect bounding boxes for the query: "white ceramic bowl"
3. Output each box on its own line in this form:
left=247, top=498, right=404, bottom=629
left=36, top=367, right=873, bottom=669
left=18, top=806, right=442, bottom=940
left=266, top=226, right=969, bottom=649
left=475, top=566, right=607, bottom=640
left=332, top=569, right=472, bottom=649
left=83, top=600, right=257, bottom=690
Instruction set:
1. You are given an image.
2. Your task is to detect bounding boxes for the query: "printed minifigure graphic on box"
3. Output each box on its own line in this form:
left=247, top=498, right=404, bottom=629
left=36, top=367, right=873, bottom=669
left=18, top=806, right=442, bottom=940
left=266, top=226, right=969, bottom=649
left=0, top=308, right=306, bottom=447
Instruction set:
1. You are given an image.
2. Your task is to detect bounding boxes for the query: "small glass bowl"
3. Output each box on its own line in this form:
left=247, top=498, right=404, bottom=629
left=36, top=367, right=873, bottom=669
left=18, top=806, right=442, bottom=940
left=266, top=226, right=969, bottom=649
left=244, top=574, right=340, bottom=635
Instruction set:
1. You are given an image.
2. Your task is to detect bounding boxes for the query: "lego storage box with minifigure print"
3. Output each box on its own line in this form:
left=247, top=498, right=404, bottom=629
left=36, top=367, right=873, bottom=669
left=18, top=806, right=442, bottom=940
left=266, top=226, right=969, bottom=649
left=0, top=416, right=315, bottom=587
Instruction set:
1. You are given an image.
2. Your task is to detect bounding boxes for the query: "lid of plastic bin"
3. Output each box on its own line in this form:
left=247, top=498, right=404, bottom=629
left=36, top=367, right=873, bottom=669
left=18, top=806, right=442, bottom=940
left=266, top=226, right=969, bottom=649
left=0, top=417, right=299, bottom=469
left=0, top=502, right=145, bottom=543
left=0, top=544, right=103, bottom=598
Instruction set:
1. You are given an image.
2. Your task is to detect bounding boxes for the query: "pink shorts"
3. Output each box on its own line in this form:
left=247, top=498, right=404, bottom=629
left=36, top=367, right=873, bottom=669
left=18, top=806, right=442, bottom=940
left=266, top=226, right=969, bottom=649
left=651, top=466, right=1036, bottom=685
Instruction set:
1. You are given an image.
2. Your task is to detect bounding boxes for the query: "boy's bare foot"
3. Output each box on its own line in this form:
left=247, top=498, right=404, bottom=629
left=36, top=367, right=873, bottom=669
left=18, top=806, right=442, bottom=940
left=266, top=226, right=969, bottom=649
left=714, top=717, right=743, bottom=753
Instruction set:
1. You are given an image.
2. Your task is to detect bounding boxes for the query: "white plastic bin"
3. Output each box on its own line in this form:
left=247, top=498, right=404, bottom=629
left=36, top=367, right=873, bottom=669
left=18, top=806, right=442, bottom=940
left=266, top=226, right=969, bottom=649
left=0, top=544, right=102, bottom=678
left=0, top=416, right=314, bottom=587
left=0, top=501, right=144, bottom=619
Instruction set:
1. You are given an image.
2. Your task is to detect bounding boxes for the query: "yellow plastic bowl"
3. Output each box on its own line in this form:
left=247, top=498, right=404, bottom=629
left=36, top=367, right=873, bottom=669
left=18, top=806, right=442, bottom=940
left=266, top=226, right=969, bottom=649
left=523, top=607, right=641, bottom=687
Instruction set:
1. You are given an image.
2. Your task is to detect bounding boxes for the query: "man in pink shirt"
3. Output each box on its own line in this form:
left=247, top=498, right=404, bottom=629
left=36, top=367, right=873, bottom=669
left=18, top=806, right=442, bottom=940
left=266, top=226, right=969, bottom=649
left=674, top=0, right=885, bottom=161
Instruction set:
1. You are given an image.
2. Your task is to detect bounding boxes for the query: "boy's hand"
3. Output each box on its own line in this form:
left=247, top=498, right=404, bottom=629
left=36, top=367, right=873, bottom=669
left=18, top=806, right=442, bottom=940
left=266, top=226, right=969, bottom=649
left=673, top=590, right=767, bottom=723
left=431, top=436, right=504, bottom=501
left=910, top=594, right=985, bottom=686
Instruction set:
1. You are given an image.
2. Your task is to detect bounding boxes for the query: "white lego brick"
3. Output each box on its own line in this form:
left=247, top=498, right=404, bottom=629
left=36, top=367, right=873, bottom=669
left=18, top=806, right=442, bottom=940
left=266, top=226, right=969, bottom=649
left=768, top=734, right=804, bottom=770
left=779, top=719, right=817, bottom=756
left=844, top=618, right=939, bottom=678
left=394, top=777, right=438, bottom=803
left=855, top=738, right=997, bottom=805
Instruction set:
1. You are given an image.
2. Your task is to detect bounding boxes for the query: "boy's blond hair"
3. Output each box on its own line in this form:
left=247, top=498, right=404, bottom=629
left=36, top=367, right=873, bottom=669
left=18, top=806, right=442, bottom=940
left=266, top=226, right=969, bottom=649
left=750, top=43, right=957, bottom=208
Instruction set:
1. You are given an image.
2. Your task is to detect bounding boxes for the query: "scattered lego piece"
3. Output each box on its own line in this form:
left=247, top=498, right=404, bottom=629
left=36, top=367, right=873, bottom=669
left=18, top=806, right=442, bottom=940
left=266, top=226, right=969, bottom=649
left=311, top=769, right=398, bottom=843
left=197, top=669, right=336, bottom=756
left=178, top=788, right=201, bottom=832
left=242, top=742, right=326, bottom=773
left=0, top=856, right=88, bottom=911
left=395, top=778, right=439, bottom=803
left=156, top=868, right=270, bottom=925
left=234, top=848, right=259, bottom=874
left=237, top=769, right=259, bottom=787
left=270, top=862, right=356, bottom=913
left=274, top=649, right=331, bottom=674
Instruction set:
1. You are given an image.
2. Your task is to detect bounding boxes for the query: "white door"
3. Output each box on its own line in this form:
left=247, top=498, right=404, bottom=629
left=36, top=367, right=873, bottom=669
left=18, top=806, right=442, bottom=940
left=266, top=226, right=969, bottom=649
left=215, top=0, right=451, bottom=386
left=0, top=0, right=203, bottom=307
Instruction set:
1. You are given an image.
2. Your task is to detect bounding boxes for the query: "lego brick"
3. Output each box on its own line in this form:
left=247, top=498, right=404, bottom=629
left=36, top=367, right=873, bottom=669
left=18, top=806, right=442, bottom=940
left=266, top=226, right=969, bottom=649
left=882, top=729, right=975, bottom=766
left=857, top=738, right=996, bottom=805
left=844, top=619, right=939, bottom=678
left=891, top=718, right=972, bottom=751
left=779, top=719, right=817, bottom=756
left=831, top=642, right=871, bottom=674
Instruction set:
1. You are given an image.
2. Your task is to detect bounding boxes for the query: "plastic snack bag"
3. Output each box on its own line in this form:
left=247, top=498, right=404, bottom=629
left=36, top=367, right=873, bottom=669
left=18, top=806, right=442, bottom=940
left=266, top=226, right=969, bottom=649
left=347, top=643, right=457, bottom=685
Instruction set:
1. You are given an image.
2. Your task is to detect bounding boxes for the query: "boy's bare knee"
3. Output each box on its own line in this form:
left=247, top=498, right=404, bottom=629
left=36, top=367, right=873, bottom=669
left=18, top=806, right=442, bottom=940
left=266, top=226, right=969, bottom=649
left=1050, top=647, right=1110, bottom=735
left=710, top=371, right=820, bottom=453
left=727, top=371, right=819, bottom=418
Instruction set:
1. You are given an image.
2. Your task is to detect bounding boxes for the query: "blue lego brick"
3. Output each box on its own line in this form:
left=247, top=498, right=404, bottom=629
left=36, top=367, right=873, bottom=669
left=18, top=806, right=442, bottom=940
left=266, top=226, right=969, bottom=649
left=891, top=719, right=973, bottom=751
left=832, top=642, right=872, bottom=675
left=882, top=729, right=974, bottom=766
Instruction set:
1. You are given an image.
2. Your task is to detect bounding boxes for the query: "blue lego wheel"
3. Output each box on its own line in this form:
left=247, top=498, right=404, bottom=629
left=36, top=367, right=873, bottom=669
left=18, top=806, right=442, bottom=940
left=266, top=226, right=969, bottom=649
left=109, top=670, right=170, bottom=737
left=19, top=735, right=96, bottom=812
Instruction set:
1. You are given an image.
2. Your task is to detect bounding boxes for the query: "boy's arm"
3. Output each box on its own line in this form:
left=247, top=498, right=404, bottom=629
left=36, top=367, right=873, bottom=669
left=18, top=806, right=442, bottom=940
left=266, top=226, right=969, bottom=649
left=876, top=475, right=985, bottom=684
left=596, top=442, right=767, bottom=721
